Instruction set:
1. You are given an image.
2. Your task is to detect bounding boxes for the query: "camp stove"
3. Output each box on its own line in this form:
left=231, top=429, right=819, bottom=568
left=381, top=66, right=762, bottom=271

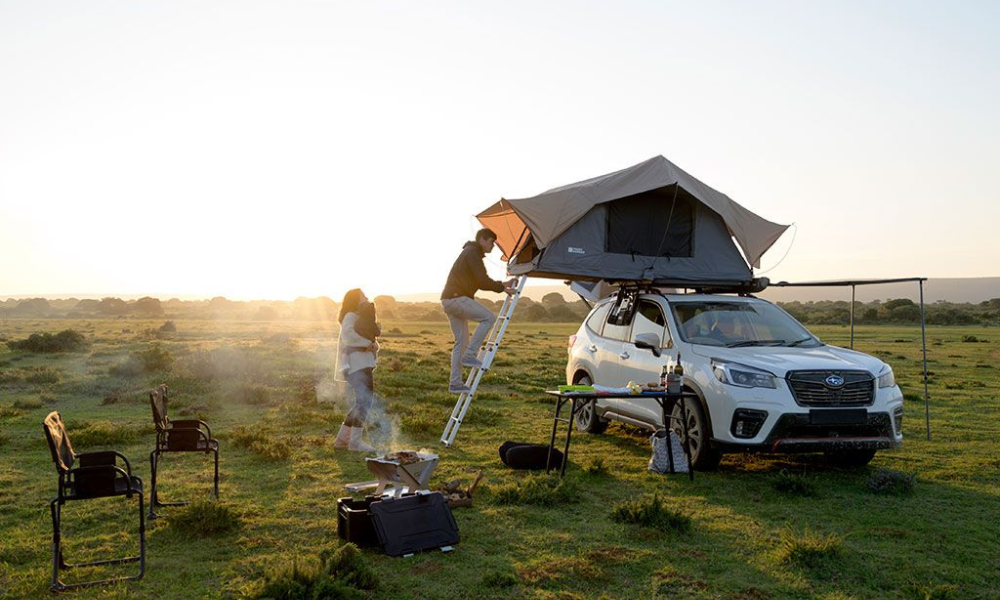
left=345, top=451, right=439, bottom=499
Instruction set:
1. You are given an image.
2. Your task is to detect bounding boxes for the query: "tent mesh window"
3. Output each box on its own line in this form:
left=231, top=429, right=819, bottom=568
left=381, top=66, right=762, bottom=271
left=606, top=186, right=694, bottom=257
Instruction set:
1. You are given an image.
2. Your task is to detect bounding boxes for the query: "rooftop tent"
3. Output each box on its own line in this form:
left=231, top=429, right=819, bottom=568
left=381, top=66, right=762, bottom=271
left=478, top=156, right=790, bottom=288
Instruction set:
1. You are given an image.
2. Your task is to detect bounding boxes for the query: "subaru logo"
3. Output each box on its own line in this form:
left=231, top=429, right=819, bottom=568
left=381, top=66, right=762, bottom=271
left=824, top=374, right=845, bottom=389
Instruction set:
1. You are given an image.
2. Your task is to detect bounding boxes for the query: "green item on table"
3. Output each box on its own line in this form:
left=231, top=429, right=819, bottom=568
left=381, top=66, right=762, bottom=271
left=558, top=384, right=595, bottom=392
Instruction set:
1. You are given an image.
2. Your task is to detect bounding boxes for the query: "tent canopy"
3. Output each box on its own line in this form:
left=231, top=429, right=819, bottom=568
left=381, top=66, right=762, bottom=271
left=478, top=155, right=789, bottom=286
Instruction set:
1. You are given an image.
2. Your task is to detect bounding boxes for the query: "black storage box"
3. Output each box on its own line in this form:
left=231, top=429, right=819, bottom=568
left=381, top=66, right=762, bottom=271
left=337, top=496, right=380, bottom=547
left=369, top=492, right=459, bottom=557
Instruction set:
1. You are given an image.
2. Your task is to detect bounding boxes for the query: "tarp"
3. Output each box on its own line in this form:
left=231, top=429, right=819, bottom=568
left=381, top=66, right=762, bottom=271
left=478, top=155, right=789, bottom=286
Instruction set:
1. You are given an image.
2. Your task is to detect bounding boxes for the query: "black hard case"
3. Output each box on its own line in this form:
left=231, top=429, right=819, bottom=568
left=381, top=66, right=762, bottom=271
left=369, top=492, right=459, bottom=557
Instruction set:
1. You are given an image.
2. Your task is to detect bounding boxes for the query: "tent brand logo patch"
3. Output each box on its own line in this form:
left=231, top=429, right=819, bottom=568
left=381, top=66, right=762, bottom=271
left=568, top=247, right=586, bottom=254
left=824, top=375, right=845, bottom=389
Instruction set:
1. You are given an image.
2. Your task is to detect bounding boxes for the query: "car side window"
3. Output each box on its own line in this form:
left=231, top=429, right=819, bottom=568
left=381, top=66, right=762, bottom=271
left=585, top=303, right=611, bottom=336
left=630, top=300, right=669, bottom=346
left=602, top=320, right=631, bottom=341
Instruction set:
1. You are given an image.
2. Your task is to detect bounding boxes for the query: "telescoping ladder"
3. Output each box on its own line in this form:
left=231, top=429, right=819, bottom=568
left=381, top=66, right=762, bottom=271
left=441, top=275, right=528, bottom=447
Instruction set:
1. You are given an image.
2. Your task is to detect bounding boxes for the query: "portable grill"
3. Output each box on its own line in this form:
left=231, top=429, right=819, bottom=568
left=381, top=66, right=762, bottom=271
left=345, top=451, right=439, bottom=498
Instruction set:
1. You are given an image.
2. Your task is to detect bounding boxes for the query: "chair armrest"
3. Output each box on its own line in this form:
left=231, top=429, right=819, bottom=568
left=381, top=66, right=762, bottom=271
left=70, top=464, right=130, bottom=479
left=78, top=450, right=133, bottom=475
left=172, top=419, right=213, bottom=438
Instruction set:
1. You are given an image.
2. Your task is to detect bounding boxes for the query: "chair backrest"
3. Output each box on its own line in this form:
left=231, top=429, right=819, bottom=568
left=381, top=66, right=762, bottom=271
left=150, top=384, right=169, bottom=431
left=43, top=411, right=75, bottom=472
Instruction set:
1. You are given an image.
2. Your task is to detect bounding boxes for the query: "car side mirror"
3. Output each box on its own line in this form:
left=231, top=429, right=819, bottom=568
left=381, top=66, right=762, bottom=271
left=634, top=332, right=662, bottom=357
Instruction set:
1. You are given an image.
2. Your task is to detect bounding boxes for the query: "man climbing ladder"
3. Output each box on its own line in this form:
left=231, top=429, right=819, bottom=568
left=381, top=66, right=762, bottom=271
left=441, top=273, right=527, bottom=447
left=440, top=228, right=517, bottom=394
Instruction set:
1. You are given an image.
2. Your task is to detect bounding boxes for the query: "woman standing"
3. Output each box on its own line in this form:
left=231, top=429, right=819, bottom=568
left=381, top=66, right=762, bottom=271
left=334, top=288, right=379, bottom=452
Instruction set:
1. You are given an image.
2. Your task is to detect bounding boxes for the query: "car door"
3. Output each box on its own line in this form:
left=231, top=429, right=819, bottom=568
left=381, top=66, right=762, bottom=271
left=618, top=298, right=671, bottom=425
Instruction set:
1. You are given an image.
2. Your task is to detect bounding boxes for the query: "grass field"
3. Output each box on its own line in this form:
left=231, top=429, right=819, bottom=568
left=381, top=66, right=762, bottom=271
left=0, top=317, right=998, bottom=599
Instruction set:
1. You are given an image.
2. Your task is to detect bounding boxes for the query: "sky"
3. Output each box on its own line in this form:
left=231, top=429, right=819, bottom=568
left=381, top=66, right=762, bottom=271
left=2, top=0, right=998, bottom=302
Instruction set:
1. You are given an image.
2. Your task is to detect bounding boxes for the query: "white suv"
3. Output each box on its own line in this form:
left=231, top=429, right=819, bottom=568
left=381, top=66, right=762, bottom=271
left=566, top=291, right=904, bottom=469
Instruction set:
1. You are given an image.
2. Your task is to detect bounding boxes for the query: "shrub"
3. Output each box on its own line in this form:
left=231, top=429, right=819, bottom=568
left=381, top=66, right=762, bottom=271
left=231, top=383, right=271, bottom=406
left=136, top=343, right=175, bottom=372
left=611, top=494, right=692, bottom=533
left=252, top=544, right=375, bottom=600
left=69, top=421, right=139, bottom=447
left=493, top=473, right=580, bottom=506
left=867, top=468, right=917, bottom=495
left=482, top=569, right=520, bottom=588
left=0, top=406, right=24, bottom=419
left=777, top=528, right=843, bottom=569
left=318, top=543, right=377, bottom=591
left=904, top=583, right=959, bottom=600
left=23, top=367, right=60, bottom=385
left=170, top=500, right=242, bottom=537
left=961, top=334, right=979, bottom=343
left=584, top=457, right=609, bottom=476
left=12, top=398, right=44, bottom=410
left=771, top=470, right=818, bottom=497
left=7, top=330, right=87, bottom=353
left=158, top=320, right=177, bottom=333
left=109, top=356, right=144, bottom=379
left=230, top=426, right=292, bottom=461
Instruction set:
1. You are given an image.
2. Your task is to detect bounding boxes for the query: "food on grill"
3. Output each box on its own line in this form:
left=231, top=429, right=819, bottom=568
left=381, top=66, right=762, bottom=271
left=381, top=451, right=421, bottom=465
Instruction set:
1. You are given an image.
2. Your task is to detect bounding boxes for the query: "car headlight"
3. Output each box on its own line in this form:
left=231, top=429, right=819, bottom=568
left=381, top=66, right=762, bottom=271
left=712, top=361, right=777, bottom=389
left=878, top=366, right=895, bottom=389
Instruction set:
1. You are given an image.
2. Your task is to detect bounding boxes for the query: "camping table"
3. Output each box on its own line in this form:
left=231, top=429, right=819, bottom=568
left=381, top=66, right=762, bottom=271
left=543, top=389, right=697, bottom=481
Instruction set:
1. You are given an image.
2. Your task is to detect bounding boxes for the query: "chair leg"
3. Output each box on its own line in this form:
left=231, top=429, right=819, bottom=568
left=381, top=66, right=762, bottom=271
left=137, top=489, right=146, bottom=581
left=50, top=499, right=64, bottom=592
left=149, top=449, right=159, bottom=520
left=213, top=448, right=220, bottom=498
left=50, top=493, right=145, bottom=590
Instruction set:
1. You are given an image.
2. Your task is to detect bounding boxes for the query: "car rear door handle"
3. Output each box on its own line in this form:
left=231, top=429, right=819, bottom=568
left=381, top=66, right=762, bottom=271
left=619, top=351, right=630, bottom=359
left=588, top=345, right=597, bottom=353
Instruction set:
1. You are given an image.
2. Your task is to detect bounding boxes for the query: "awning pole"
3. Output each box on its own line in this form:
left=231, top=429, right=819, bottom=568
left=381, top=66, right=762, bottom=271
left=850, top=284, right=856, bottom=349
left=919, top=279, right=930, bottom=440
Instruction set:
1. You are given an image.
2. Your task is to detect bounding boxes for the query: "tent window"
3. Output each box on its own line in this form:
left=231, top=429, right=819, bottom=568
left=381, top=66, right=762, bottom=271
left=606, top=187, right=693, bottom=257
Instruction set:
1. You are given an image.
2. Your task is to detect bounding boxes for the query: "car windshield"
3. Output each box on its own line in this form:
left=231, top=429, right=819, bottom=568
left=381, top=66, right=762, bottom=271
left=671, top=300, right=821, bottom=348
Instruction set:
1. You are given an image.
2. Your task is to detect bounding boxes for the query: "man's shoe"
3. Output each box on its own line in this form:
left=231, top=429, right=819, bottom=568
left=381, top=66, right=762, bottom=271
left=448, top=384, right=472, bottom=394
left=461, top=355, right=483, bottom=368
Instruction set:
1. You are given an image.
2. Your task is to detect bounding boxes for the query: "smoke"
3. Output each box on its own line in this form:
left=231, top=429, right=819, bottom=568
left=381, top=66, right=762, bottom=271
left=317, top=372, right=409, bottom=453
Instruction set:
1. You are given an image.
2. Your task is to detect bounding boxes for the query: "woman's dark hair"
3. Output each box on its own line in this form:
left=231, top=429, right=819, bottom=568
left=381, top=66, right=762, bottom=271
left=339, top=288, right=363, bottom=323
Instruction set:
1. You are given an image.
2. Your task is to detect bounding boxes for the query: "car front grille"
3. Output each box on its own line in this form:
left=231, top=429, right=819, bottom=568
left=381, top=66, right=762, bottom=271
left=786, top=370, right=875, bottom=407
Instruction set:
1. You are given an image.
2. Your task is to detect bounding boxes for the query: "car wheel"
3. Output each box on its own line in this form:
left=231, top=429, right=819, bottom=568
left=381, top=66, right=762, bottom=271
left=573, top=375, right=608, bottom=434
left=824, top=448, right=876, bottom=468
left=670, top=397, right=722, bottom=471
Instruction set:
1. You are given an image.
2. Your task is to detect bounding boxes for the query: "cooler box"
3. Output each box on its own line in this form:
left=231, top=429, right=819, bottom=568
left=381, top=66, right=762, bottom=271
left=336, top=496, right=380, bottom=547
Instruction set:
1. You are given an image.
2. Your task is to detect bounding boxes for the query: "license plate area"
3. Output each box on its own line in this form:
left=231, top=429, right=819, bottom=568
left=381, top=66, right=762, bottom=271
left=809, top=409, right=867, bottom=426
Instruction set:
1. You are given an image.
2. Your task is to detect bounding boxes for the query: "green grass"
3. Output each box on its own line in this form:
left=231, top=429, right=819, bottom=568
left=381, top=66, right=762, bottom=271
left=0, top=318, right=999, bottom=599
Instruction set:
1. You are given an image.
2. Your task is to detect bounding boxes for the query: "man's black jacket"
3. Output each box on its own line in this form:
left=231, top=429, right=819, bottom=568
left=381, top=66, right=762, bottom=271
left=441, top=241, right=505, bottom=300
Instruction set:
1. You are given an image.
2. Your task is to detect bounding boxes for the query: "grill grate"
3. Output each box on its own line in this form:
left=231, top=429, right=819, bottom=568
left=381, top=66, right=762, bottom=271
left=786, top=370, right=874, bottom=407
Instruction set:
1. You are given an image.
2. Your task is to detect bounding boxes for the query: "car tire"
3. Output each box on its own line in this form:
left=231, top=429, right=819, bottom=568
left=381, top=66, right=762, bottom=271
left=823, top=448, right=877, bottom=468
left=573, top=375, right=608, bottom=434
left=671, top=397, right=722, bottom=471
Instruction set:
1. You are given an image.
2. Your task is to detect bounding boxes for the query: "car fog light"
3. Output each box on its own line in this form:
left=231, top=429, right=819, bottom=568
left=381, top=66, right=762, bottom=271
left=731, top=409, right=768, bottom=439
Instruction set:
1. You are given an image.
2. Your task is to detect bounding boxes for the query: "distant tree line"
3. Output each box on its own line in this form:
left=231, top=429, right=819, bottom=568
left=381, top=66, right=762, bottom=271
left=778, top=298, right=1000, bottom=326
left=2, top=295, right=998, bottom=326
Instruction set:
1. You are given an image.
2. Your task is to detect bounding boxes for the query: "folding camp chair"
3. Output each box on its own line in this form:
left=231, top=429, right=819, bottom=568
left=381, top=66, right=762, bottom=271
left=42, top=411, right=145, bottom=591
left=149, top=384, right=219, bottom=519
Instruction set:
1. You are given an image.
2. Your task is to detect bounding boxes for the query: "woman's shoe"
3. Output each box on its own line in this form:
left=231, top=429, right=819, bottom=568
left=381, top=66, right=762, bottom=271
left=348, top=426, right=375, bottom=453
left=333, top=423, right=351, bottom=448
